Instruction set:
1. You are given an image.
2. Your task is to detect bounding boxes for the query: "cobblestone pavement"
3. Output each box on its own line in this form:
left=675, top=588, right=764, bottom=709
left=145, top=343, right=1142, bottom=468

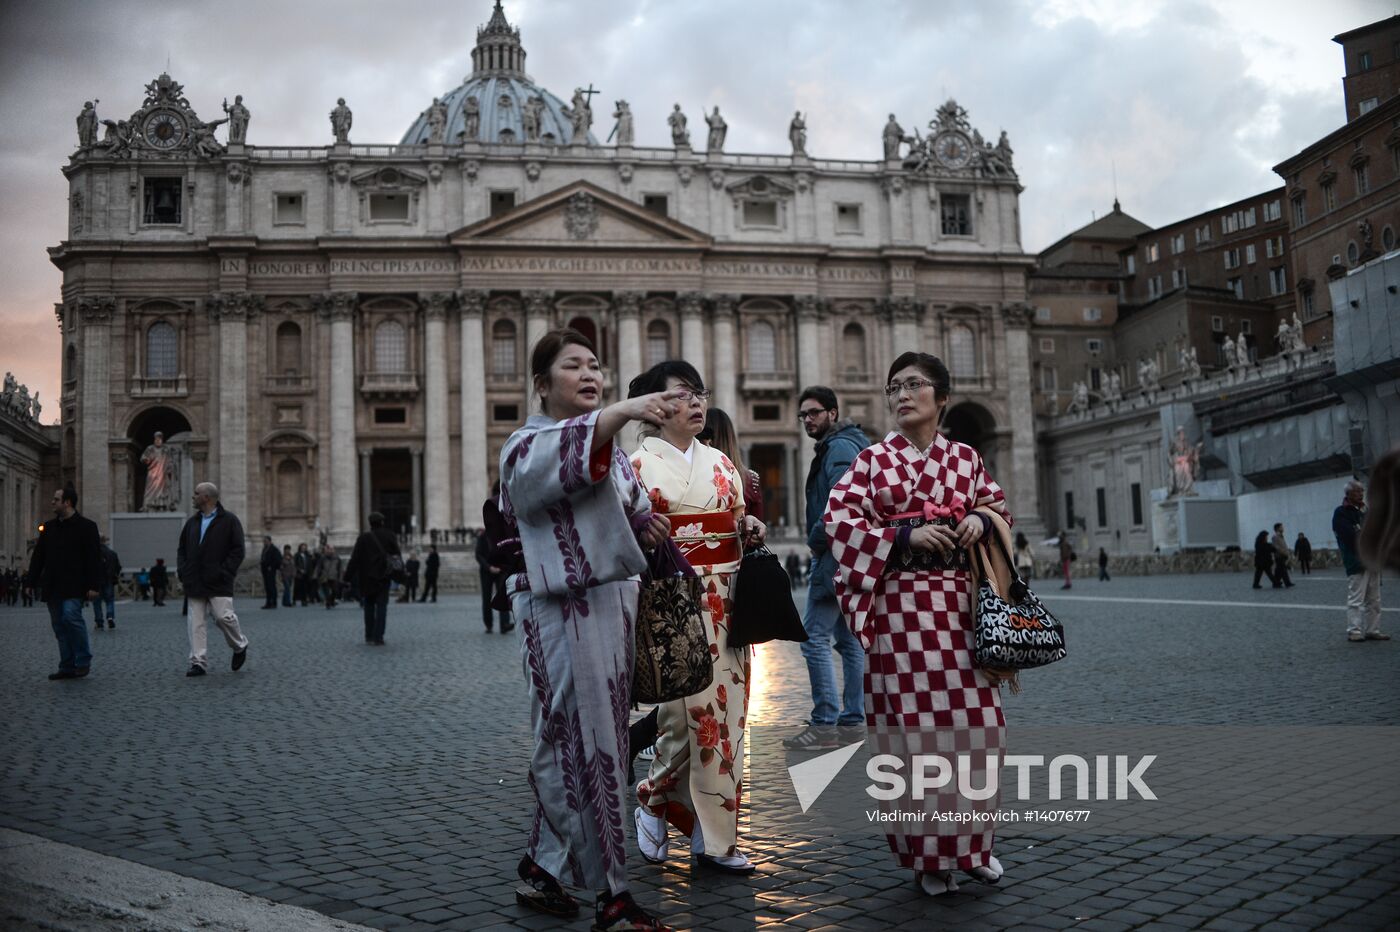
left=1, top=570, right=1397, bottom=930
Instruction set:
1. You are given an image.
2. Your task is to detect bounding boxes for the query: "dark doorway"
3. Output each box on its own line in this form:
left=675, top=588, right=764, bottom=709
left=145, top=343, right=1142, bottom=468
left=371, top=449, right=414, bottom=537
left=942, top=402, right=996, bottom=459
left=749, top=444, right=788, bottom=529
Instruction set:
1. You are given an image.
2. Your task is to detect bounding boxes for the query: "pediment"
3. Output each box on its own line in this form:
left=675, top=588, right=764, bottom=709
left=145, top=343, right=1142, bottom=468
left=725, top=174, right=796, bottom=199
left=351, top=166, right=428, bottom=189
left=449, top=181, right=711, bottom=246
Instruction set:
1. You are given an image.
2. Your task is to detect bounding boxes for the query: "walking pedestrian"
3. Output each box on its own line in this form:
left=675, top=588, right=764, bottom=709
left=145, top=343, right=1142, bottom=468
left=419, top=544, right=439, bottom=602
left=1359, top=448, right=1400, bottom=573
left=1271, top=522, right=1295, bottom=588
left=501, top=327, right=677, bottom=930
left=27, top=484, right=102, bottom=680
left=629, top=362, right=763, bottom=875
left=176, top=482, right=250, bottom=677
left=826, top=351, right=1015, bottom=896
left=1058, top=531, right=1074, bottom=589
left=783, top=385, right=868, bottom=752
left=150, top=558, right=169, bottom=606
left=401, top=550, right=420, bottom=603
left=474, top=529, right=502, bottom=631
left=258, top=535, right=280, bottom=608
left=1337, top=479, right=1386, bottom=642
left=279, top=545, right=295, bottom=606
left=1098, top=547, right=1110, bottom=581
left=317, top=543, right=342, bottom=608
left=1014, top=531, right=1034, bottom=580
left=135, top=567, right=150, bottom=601
left=294, top=542, right=313, bottom=604
left=1252, top=531, right=1278, bottom=588
left=480, top=481, right=517, bottom=634
left=345, top=512, right=400, bottom=645
left=1295, top=532, right=1313, bottom=574
left=91, top=535, right=121, bottom=629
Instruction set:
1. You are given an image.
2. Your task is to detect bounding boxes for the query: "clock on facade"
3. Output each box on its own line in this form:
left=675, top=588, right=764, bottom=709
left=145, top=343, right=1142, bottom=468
left=143, top=111, right=187, bottom=149
left=933, top=131, right=971, bottom=169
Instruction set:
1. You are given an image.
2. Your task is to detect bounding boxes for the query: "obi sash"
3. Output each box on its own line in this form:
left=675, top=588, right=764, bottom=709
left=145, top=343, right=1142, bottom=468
left=887, top=499, right=970, bottom=573
left=669, top=510, right=741, bottom=567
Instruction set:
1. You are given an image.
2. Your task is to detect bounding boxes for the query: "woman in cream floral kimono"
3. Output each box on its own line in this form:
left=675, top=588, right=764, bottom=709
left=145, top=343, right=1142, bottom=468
left=629, top=361, right=765, bottom=875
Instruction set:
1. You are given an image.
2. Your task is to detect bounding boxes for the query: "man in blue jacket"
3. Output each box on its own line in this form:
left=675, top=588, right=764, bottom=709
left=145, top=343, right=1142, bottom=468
left=785, top=386, right=869, bottom=751
left=1335, top=479, right=1386, bottom=642
left=27, top=484, right=102, bottom=680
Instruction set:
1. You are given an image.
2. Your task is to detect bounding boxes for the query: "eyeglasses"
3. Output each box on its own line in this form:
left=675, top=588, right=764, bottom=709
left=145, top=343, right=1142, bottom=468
left=674, top=389, right=711, bottom=403
left=884, top=378, right=936, bottom=397
left=797, top=408, right=829, bottom=422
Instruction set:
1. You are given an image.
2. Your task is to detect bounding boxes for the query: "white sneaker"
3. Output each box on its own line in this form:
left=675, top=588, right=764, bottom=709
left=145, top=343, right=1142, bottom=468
left=636, top=743, right=657, bottom=762
left=634, top=806, right=668, bottom=863
left=964, top=855, right=1004, bottom=884
left=918, top=870, right=959, bottom=895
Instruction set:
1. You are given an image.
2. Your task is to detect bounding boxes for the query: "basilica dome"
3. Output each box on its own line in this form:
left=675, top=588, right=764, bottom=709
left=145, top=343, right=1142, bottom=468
left=400, top=2, right=598, bottom=146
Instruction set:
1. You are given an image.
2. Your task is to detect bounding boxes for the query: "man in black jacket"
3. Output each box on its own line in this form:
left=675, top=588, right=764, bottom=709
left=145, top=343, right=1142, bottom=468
left=177, top=482, right=250, bottom=677
left=418, top=544, right=440, bottom=603
left=344, top=511, right=400, bottom=645
left=150, top=558, right=169, bottom=606
left=91, top=535, right=122, bottom=629
left=259, top=535, right=280, bottom=609
left=28, top=485, right=102, bottom=680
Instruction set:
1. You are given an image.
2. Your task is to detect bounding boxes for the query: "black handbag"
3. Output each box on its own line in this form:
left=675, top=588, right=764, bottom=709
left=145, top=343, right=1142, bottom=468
left=633, top=539, right=714, bottom=704
left=728, top=546, right=808, bottom=648
left=368, top=530, right=406, bottom=584
left=972, top=533, right=1066, bottom=670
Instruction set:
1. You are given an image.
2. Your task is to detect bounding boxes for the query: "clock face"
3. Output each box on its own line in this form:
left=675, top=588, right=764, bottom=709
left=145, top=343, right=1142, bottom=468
left=933, top=132, right=971, bottom=169
left=143, top=111, right=186, bottom=150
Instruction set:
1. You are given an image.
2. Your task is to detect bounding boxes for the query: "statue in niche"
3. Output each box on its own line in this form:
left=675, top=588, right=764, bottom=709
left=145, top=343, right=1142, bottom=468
left=1234, top=332, right=1250, bottom=368
left=140, top=432, right=181, bottom=512
left=705, top=106, right=727, bottom=152
left=426, top=97, right=448, bottom=144
left=1168, top=426, right=1203, bottom=498
left=668, top=104, right=689, bottom=147
left=330, top=97, right=353, bottom=144
left=789, top=111, right=807, bottom=155
left=1179, top=344, right=1202, bottom=380
left=882, top=114, right=906, bottom=160
left=611, top=100, right=633, bottom=146
left=461, top=96, right=480, bottom=141
left=77, top=101, right=98, bottom=149
left=223, top=95, right=250, bottom=144
left=523, top=96, right=545, bottom=142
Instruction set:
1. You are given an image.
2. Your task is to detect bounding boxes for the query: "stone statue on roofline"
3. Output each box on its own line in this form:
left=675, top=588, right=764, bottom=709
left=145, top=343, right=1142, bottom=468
left=461, top=96, right=480, bottom=141
left=77, top=100, right=99, bottom=149
left=668, top=104, right=689, bottom=148
left=882, top=114, right=906, bottom=160
left=611, top=100, right=633, bottom=146
left=1066, top=380, right=1090, bottom=415
left=567, top=87, right=593, bottom=141
left=1179, top=344, right=1202, bottom=380
left=223, top=95, right=250, bottom=144
left=1234, top=331, right=1250, bottom=368
left=330, top=98, right=353, bottom=144
left=523, top=96, right=545, bottom=142
left=1221, top=334, right=1237, bottom=370
left=426, top=97, right=449, bottom=144
left=706, top=106, right=727, bottom=152
left=789, top=111, right=807, bottom=156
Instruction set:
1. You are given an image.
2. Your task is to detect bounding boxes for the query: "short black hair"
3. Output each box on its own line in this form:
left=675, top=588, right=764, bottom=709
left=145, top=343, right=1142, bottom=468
left=798, top=386, right=838, bottom=412
left=886, top=352, right=951, bottom=398
left=368, top=512, right=385, bottom=528
left=628, top=360, right=705, bottom=398
left=60, top=484, right=78, bottom=508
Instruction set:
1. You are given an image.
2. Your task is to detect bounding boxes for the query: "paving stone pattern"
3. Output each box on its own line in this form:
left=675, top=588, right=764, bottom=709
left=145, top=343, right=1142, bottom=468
left=1, top=571, right=1397, bottom=930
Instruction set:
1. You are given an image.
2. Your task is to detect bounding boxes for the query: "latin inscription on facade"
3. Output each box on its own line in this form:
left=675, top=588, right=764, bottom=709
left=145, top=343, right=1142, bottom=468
left=461, top=255, right=703, bottom=274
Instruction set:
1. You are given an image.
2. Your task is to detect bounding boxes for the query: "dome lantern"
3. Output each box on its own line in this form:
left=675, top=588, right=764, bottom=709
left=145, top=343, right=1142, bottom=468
left=471, top=1, right=526, bottom=77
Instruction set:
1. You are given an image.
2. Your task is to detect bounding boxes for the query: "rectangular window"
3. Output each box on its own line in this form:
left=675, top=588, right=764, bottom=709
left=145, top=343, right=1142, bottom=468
left=835, top=203, right=862, bottom=233
left=274, top=193, right=305, bottom=224
left=1170, top=268, right=1186, bottom=289
left=1303, top=291, right=1315, bottom=316
left=1086, top=338, right=1103, bottom=354
left=1263, top=200, right=1281, bottom=222
left=369, top=193, right=409, bottom=221
left=1361, top=97, right=1381, bottom=116
left=1194, top=224, right=1212, bottom=244
left=1241, top=320, right=1252, bottom=335
left=1292, top=198, right=1307, bottom=226
left=490, top=190, right=516, bottom=217
left=1245, top=243, right=1256, bottom=264
left=492, top=403, right=519, bottom=422
left=1265, top=236, right=1276, bottom=258
left=1269, top=266, right=1287, bottom=295
left=743, top=199, right=779, bottom=227
left=642, top=193, right=669, bottom=217
left=1211, top=315, right=1223, bottom=332
left=1322, top=183, right=1336, bottom=211
left=1360, top=50, right=1373, bottom=71
left=373, top=407, right=407, bottom=425
left=1039, top=337, right=1055, bottom=353
left=1082, top=306, right=1102, bottom=321
left=1170, top=233, right=1185, bottom=254
left=940, top=194, right=972, bottom=236
left=1130, top=482, right=1143, bottom=526
left=1095, top=487, right=1107, bottom=528
left=1147, top=275, right=1163, bottom=299
left=1145, top=242, right=1160, bottom=263
left=1090, top=367, right=1101, bottom=390
left=1223, top=248, right=1240, bottom=270
left=1228, top=277, right=1243, bottom=299
left=752, top=403, right=782, bottom=421
left=1125, top=254, right=1136, bottom=274
left=1065, top=492, right=1076, bottom=530
left=1040, top=365, right=1058, bottom=392
left=1036, top=306, right=1052, bottom=322
left=1244, top=207, right=1256, bottom=228
left=1355, top=163, right=1371, bottom=195
left=142, top=177, right=182, bottom=225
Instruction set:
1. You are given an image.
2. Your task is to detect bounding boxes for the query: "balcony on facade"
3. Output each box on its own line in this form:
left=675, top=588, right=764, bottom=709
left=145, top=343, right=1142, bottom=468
left=740, top=370, right=796, bottom=394
left=360, top=371, right=420, bottom=398
left=264, top=374, right=313, bottom=394
left=130, top=375, right=189, bottom=398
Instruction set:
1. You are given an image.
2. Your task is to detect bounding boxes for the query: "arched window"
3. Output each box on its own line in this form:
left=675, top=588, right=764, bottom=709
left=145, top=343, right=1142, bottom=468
left=145, top=322, right=178, bottom=378
left=567, top=316, right=598, bottom=351
left=374, top=320, right=407, bottom=372
left=275, top=322, right=302, bottom=375
left=64, top=345, right=77, bottom=383
left=276, top=459, right=304, bottom=514
left=949, top=324, right=977, bottom=378
left=492, top=320, right=518, bottom=376
left=748, top=320, right=777, bottom=372
left=645, top=320, right=672, bottom=368
left=841, top=322, right=866, bottom=376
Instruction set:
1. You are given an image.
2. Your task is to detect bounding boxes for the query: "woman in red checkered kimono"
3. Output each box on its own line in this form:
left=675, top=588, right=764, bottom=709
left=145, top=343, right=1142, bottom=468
left=824, top=351, right=1017, bottom=897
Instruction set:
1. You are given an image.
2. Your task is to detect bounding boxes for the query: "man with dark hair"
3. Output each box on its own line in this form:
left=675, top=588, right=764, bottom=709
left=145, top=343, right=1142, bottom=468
left=785, top=386, right=869, bottom=751
left=150, top=558, right=169, bottom=606
left=91, top=534, right=122, bottom=629
left=177, top=482, right=250, bottom=677
left=345, top=511, right=401, bottom=645
left=1271, top=522, right=1295, bottom=589
left=259, top=535, right=281, bottom=608
left=419, top=544, right=440, bottom=603
left=28, top=485, right=103, bottom=680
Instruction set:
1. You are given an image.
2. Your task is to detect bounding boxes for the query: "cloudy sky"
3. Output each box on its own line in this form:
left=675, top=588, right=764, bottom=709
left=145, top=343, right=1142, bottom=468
left=0, top=0, right=1382, bottom=420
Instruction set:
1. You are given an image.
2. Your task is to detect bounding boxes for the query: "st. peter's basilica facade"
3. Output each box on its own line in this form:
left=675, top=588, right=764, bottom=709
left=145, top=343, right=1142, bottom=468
left=52, top=2, right=1041, bottom=545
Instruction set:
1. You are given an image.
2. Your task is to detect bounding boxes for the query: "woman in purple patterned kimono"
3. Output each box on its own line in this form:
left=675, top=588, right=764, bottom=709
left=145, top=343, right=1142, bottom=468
left=499, top=328, right=683, bottom=931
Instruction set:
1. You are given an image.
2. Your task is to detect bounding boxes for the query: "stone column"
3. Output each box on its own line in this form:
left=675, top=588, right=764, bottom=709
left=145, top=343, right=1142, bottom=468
left=890, top=297, right=924, bottom=357
left=614, top=291, right=643, bottom=400
left=410, top=446, right=424, bottom=535
left=523, top=290, right=553, bottom=412
left=457, top=290, right=490, bottom=524
left=794, top=295, right=825, bottom=519
left=316, top=291, right=359, bottom=543
left=419, top=292, right=452, bottom=534
left=1001, top=304, right=1044, bottom=533
left=359, top=448, right=372, bottom=529
left=710, top=294, right=740, bottom=415
left=679, top=291, right=707, bottom=384
left=209, top=292, right=262, bottom=522
left=77, top=296, right=115, bottom=530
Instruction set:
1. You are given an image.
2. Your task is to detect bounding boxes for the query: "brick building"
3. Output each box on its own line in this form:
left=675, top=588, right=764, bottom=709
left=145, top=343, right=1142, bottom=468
left=1335, top=15, right=1400, bottom=123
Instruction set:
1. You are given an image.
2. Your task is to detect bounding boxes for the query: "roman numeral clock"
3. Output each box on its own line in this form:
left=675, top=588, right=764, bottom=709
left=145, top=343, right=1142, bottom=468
left=143, top=110, right=187, bottom=150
